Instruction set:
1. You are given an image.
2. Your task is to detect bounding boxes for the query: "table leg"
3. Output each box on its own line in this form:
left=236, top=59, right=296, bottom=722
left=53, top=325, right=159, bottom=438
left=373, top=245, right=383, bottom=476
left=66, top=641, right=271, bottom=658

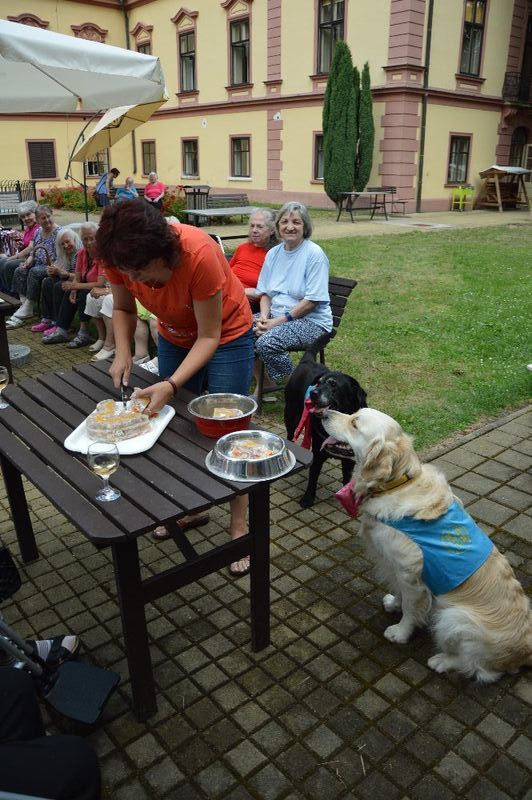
left=0, top=454, right=37, bottom=562
left=336, top=198, right=343, bottom=222
left=249, top=483, right=270, bottom=651
left=0, top=319, right=13, bottom=382
left=382, top=194, right=388, bottom=221
left=112, top=538, right=157, bottom=721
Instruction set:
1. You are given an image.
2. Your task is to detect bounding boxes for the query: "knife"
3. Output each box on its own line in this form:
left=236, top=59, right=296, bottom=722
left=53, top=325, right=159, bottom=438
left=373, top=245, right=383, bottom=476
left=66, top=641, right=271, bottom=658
left=120, top=382, right=128, bottom=409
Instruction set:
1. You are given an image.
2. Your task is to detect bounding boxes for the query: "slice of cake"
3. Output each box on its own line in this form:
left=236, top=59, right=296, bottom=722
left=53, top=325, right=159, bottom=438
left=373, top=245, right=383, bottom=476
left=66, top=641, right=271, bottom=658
left=86, top=398, right=151, bottom=442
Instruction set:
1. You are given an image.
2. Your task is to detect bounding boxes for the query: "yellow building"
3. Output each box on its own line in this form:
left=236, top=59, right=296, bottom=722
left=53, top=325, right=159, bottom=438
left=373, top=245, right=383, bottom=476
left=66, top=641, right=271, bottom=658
left=1, top=0, right=531, bottom=211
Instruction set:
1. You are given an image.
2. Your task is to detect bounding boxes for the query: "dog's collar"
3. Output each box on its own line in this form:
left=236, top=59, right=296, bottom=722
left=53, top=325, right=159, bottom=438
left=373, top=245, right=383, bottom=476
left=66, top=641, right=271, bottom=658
left=369, top=473, right=413, bottom=496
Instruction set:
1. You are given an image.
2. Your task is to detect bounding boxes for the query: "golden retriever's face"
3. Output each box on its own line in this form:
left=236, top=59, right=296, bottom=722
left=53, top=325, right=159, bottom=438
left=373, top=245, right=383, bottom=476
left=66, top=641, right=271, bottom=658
left=323, top=408, right=416, bottom=487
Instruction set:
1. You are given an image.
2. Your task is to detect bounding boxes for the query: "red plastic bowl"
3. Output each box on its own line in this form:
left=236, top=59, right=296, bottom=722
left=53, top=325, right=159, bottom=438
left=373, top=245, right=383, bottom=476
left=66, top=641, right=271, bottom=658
left=188, top=394, right=258, bottom=439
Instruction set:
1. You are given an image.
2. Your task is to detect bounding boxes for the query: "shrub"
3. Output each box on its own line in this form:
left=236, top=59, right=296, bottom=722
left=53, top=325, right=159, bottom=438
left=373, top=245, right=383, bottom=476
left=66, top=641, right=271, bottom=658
left=39, top=186, right=98, bottom=212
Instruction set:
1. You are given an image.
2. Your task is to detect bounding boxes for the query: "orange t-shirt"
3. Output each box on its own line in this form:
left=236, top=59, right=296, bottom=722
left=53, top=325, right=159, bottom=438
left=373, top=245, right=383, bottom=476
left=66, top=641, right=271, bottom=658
left=104, top=224, right=252, bottom=349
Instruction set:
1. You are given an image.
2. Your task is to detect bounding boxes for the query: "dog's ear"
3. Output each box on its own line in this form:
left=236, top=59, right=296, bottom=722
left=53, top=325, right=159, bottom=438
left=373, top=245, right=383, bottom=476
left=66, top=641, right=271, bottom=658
left=360, top=437, right=399, bottom=485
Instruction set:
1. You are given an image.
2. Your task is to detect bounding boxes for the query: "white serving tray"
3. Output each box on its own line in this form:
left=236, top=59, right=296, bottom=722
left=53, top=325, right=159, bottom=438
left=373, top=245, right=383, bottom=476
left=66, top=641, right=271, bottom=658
left=64, top=404, right=176, bottom=455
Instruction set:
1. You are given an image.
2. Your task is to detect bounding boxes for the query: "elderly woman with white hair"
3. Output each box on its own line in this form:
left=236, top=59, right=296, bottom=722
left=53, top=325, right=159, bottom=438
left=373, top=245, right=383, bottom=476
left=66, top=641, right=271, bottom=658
left=0, top=200, right=39, bottom=294
left=43, top=222, right=106, bottom=348
left=253, top=201, right=332, bottom=392
left=229, top=208, right=277, bottom=312
left=144, top=172, right=165, bottom=210
left=31, top=227, right=83, bottom=336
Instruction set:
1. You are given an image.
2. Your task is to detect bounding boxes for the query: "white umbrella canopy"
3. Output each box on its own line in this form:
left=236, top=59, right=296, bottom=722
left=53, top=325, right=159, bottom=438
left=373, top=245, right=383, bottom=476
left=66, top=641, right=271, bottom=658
left=0, top=19, right=167, bottom=113
left=70, top=100, right=166, bottom=162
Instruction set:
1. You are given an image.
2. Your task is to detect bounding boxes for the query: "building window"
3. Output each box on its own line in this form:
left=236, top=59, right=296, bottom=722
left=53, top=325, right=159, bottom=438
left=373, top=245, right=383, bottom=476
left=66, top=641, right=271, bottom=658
left=447, top=136, right=471, bottom=184
left=314, top=135, right=324, bottom=180
left=85, top=149, right=109, bottom=177
left=142, top=141, right=157, bottom=175
left=509, top=127, right=528, bottom=167
left=179, top=32, right=196, bottom=92
left=231, top=19, right=249, bottom=85
left=231, top=137, right=250, bottom=177
left=137, top=42, right=151, bottom=55
left=318, top=0, right=344, bottom=74
left=460, top=0, right=486, bottom=76
left=27, top=141, right=56, bottom=180
left=182, top=139, right=199, bottom=177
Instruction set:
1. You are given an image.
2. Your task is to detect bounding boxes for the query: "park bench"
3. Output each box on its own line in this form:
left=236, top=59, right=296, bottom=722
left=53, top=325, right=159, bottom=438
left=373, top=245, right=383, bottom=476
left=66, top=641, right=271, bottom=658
left=255, top=276, right=358, bottom=413
left=108, top=186, right=146, bottom=201
left=0, top=180, right=37, bottom=228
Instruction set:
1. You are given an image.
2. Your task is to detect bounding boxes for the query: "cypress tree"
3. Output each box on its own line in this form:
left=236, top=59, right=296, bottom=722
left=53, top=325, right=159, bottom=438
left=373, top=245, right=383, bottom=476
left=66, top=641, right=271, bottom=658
left=322, top=41, right=357, bottom=205
left=354, top=62, right=375, bottom=191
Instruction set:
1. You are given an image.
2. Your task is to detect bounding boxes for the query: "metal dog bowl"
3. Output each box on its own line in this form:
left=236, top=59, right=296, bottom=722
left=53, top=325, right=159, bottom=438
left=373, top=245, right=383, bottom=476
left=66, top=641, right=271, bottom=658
left=205, top=430, right=296, bottom=482
left=188, top=393, right=257, bottom=438
left=9, top=344, right=31, bottom=367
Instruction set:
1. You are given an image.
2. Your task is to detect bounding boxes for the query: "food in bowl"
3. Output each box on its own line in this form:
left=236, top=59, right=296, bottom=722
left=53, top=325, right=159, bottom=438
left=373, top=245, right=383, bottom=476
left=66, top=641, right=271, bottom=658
left=213, top=407, right=244, bottom=419
left=86, top=398, right=151, bottom=442
left=228, top=439, right=276, bottom=459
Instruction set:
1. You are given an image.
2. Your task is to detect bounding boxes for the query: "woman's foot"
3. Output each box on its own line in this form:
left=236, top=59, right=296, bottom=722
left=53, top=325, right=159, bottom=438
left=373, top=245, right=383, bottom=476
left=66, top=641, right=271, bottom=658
left=31, top=319, right=54, bottom=333
left=153, top=511, right=210, bottom=540
left=67, top=331, right=92, bottom=348
left=91, top=347, right=115, bottom=362
left=89, top=338, right=104, bottom=353
left=228, top=555, right=250, bottom=577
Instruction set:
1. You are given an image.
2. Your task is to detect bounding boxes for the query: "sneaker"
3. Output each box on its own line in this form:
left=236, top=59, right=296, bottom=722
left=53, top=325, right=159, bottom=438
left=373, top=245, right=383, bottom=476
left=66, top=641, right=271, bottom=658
left=139, top=357, right=159, bottom=374
left=89, top=338, right=104, bottom=353
left=42, top=331, right=69, bottom=345
left=31, top=320, right=54, bottom=333
left=42, top=325, right=56, bottom=337
left=91, top=347, right=115, bottom=362
left=133, top=355, right=150, bottom=365
left=6, top=316, right=25, bottom=329
left=12, top=300, right=34, bottom=320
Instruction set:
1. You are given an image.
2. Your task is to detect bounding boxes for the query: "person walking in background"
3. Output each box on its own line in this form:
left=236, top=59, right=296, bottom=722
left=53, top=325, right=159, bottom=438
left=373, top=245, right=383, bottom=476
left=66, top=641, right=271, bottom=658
left=144, top=171, right=165, bottom=211
left=94, top=167, right=120, bottom=207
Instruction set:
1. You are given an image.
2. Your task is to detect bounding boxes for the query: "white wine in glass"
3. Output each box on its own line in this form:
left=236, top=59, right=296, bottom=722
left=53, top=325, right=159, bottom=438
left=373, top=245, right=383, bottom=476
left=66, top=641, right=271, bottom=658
left=87, top=442, right=121, bottom=502
left=0, top=366, right=8, bottom=410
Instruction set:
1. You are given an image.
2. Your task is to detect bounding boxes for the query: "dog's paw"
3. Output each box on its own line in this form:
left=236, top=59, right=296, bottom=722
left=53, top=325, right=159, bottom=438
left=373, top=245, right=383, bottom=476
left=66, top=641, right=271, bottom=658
left=299, top=493, right=315, bottom=509
left=382, top=594, right=401, bottom=613
left=384, top=623, right=412, bottom=644
left=427, top=653, right=452, bottom=673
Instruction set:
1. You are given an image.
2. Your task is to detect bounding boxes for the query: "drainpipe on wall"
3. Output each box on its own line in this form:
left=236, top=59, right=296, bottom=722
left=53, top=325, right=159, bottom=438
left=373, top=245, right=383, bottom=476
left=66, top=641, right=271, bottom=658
left=415, top=0, right=435, bottom=213
left=120, top=0, right=138, bottom=175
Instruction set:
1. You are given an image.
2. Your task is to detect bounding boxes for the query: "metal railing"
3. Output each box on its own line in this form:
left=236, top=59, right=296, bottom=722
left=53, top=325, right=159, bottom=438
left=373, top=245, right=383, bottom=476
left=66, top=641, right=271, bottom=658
left=0, top=179, right=37, bottom=202
left=502, top=72, right=532, bottom=103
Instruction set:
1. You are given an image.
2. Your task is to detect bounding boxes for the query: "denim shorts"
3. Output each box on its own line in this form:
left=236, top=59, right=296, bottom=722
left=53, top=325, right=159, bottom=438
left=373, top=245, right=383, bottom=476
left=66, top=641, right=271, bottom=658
left=157, top=326, right=255, bottom=395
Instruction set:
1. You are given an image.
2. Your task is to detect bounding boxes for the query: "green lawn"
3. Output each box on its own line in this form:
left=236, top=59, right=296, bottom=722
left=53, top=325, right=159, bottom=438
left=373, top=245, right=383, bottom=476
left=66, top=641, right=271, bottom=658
left=260, top=223, right=532, bottom=450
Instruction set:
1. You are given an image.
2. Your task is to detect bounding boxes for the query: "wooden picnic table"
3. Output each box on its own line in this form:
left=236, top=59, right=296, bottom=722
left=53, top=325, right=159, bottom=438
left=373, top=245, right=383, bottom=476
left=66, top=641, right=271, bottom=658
left=0, top=361, right=312, bottom=720
left=336, top=189, right=394, bottom=222
left=186, top=206, right=258, bottom=226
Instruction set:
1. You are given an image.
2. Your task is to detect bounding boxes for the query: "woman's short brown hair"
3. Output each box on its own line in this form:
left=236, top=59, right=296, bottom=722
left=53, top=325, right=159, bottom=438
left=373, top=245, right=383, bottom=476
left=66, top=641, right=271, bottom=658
left=95, top=199, right=180, bottom=271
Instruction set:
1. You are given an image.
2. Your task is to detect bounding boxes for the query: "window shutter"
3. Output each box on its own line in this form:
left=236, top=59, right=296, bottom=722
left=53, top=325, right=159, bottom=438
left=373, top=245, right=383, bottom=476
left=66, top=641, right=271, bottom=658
left=28, top=142, right=56, bottom=179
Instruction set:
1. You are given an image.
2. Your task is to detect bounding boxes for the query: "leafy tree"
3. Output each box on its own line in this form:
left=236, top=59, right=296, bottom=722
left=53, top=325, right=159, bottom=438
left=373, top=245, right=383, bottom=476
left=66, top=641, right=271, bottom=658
left=322, top=41, right=357, bottom=205
left=355, top=62, right=375, bottom=191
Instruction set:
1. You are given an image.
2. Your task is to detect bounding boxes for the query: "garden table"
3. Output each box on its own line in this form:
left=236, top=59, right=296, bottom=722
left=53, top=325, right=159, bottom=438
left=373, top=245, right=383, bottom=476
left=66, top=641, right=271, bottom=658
left=336, top=189, right=394, bottom=222
left=0, top=361, right=312, bottom=720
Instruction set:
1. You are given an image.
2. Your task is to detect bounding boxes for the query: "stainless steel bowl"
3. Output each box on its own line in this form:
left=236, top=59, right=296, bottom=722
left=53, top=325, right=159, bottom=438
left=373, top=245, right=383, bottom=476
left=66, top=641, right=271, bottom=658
left=205, top=430, right=296, bottom=482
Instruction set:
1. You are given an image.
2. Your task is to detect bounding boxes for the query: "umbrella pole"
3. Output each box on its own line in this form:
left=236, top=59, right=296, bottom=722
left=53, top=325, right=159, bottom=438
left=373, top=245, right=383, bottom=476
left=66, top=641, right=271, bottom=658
left=65, top=110, right=103, bottom=222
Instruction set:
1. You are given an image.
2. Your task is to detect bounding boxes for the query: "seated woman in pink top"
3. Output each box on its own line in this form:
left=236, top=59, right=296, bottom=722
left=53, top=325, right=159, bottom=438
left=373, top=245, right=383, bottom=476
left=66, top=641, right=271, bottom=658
left=144, top=172, right=165, bottom=211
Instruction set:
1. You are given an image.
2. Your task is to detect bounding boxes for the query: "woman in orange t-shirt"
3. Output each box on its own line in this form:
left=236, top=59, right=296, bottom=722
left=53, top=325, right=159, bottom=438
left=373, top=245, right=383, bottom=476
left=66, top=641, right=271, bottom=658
left=96, top=200, right=254, bottom=574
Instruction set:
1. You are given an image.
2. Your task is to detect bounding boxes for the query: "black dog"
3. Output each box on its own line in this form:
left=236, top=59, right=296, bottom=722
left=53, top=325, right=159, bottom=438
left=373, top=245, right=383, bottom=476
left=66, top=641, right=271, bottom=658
left=284, top=350, right=367, bottom=508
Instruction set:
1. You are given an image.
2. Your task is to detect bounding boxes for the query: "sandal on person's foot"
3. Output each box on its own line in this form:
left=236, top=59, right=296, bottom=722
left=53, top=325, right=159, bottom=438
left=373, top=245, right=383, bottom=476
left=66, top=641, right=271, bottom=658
left=27, top=634, right=80, bottom=666
left=153, top=511, right=210, bottom=540
left=228, top=555, right=250, bottom=577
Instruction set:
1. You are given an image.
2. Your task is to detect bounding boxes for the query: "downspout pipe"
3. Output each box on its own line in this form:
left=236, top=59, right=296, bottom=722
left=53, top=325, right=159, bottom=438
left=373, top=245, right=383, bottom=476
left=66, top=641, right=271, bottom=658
left=415, top=0, right=435, bottom=213
left=120, top=0, right=138, bottom=175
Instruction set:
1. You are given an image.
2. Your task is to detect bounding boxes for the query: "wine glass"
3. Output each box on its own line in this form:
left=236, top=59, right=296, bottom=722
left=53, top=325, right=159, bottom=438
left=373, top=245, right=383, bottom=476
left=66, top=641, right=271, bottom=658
left=87, top=442, right=121, bottom=502
left=0, top=366, right=9, bottom=410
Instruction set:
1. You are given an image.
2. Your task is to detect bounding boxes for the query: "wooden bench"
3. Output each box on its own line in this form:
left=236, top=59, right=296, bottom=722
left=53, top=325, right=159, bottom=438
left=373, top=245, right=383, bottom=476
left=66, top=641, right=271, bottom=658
left=204, top=193, right=251, bottom=224
left=255, top=276, right=358, bottom=414
left=0, top=180, right=37, bottom=228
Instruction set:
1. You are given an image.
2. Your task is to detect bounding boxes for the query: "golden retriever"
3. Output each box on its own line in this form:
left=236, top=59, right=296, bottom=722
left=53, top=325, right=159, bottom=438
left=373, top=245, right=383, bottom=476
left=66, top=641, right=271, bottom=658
left=323, top=407, right=532, bottom=682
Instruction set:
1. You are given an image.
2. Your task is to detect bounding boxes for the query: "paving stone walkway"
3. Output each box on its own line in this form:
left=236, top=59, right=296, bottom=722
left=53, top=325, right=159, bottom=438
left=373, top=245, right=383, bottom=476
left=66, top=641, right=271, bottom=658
left=1, top=322, right=530, bottom=799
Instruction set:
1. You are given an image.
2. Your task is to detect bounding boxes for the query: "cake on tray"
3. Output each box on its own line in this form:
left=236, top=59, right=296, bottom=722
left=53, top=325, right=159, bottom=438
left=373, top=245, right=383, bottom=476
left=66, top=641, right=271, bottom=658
left=86, top=398, right=151, bottom=442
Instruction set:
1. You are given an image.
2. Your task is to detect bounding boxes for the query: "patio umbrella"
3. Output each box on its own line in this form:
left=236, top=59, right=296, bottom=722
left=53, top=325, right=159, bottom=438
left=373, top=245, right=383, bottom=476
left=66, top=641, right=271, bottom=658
left=0, top=19, right=167, bottom=112
left=70, top=100, right=166, bottom=162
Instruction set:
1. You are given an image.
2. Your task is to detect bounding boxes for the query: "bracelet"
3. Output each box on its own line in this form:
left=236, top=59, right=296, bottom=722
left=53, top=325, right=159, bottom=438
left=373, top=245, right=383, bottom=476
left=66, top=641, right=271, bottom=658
left=165, top=376, right=178, bottom=395
left=284, top=311, right=294, bottom=322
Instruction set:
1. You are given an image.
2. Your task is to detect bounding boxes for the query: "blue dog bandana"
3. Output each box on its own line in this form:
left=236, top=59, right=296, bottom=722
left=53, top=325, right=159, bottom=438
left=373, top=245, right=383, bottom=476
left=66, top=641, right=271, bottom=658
left=384, top=500, right=493, bottom=595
